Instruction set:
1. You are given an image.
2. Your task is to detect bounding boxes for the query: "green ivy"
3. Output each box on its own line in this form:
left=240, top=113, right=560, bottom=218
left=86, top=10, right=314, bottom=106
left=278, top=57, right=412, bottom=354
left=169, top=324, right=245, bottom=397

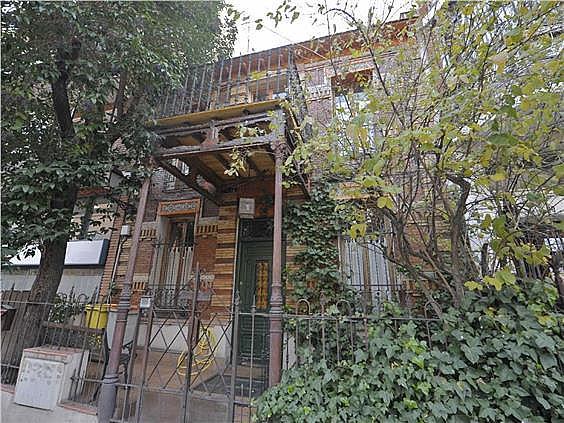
left=284, top=183, right=350, bottom=307
left=255, top=280, right=564, bottom=422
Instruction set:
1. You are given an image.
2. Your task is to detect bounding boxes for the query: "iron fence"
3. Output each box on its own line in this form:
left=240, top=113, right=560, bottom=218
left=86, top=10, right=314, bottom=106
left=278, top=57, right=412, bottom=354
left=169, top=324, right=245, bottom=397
left=0, top=286, right=111, bottom=407
left=1, top=282, right=438, bottom=423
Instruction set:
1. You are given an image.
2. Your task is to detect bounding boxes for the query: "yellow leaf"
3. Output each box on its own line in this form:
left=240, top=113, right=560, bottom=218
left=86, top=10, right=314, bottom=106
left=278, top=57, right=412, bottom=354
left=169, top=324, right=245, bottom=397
left=489, top=51, right=508, bottom=65
left=377, top=196, right=393, bottom=210
left=484, top=275, right=504, bottom=291
left=349, top=223, right=367, bottom=239
left=490, top=170, right=506, bottom=182
left=464, top=281, right=483, bottom=291
left=489, top=51, right=508, bottom=73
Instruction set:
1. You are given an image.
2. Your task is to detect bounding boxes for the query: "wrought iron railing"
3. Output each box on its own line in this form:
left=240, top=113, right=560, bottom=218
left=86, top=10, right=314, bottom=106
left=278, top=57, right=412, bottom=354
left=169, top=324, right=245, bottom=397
left=153, top=48, right=310, bottom=131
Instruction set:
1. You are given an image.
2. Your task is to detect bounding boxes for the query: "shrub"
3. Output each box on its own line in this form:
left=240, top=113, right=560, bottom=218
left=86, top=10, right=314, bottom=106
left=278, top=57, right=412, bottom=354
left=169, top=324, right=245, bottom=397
left=255, top=280, right=563, bottom=422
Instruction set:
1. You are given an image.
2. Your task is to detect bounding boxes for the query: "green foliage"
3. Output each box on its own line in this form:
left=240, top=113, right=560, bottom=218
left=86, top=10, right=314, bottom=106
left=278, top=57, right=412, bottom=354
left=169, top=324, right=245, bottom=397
left=1, top=1, right=237, bottom=262
left=284, top=0, right=563, bottom=311
left=255, top=280, right=564, bottom=422
left=48, top=292, right=84, bottom=324
left=284, top=183, right=348, bottom=305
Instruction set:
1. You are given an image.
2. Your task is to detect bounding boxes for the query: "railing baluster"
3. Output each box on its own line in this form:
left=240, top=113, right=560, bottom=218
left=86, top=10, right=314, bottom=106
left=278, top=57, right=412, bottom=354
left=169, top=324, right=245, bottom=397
left=215, top=59, right=225, bottom=110
left=187, top=65, right=198, bottom=114
left=170, top=82, right=179, bottom=117
left=224, top=58, right=234, bottom=108
left=276, top=47, right=282, bottom=94
left=254, top=52, right=261, bottom=101
left=197, top=64, right=208, bottom=112
left=162, top=88, right=170, bottom=117
left=207, top=63, right=215, bottom=110
left=266, top=50, right=271, bottom=100
left=179, top=70, right=191, bottom=115
left=245, top=53, right=251, bottom=103
left=234, top=55, right=243, bottom=106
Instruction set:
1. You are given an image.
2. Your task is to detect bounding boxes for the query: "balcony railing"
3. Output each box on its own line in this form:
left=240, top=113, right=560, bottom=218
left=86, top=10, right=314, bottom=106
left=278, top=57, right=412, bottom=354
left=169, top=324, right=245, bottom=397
left=153, top=47, right=309, bottom=128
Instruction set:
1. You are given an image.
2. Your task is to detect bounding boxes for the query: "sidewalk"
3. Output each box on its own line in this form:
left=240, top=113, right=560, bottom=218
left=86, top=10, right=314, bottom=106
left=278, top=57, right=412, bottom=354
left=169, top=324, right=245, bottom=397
left=1, top=385, right=96, bottom=423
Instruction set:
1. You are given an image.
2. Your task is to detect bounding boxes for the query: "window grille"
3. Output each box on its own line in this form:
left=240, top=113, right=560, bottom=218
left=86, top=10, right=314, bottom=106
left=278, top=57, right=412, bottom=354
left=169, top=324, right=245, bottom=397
left=163, top=159, right=190, bottom=191
left=339, top=236, right=391, bottom=311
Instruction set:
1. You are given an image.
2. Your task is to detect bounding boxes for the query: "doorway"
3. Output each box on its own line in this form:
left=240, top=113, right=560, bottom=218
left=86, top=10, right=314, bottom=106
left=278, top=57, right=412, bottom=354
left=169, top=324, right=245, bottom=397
left=236, top=240, right=272, bottom=361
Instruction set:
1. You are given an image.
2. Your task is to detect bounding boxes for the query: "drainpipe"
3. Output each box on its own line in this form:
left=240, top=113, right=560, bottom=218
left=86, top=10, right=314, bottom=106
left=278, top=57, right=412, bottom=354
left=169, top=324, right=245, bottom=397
left=268, top=139, right=284, bottom=386
left=98, top=177, right=151, bottom=423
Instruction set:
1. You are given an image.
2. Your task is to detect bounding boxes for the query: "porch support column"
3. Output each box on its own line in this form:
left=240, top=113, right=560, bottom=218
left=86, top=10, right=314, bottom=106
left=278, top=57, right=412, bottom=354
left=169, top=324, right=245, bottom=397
left=269, top=140, right=284, bottom=386
left=98, top=177, right=151, bottom=423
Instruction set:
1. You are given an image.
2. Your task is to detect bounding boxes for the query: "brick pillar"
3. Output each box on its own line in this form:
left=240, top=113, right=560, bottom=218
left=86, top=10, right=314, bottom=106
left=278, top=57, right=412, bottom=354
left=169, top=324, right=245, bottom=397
left=211, top=204, right=238, bottom=311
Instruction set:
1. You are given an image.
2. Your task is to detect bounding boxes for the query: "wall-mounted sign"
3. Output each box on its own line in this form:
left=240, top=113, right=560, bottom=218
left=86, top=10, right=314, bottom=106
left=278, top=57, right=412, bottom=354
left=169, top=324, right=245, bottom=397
left=239, top=198, right=255, bottom=219
left=9, top=239, right=109, bottom=267
left=158, top=199, right=200, bottom=216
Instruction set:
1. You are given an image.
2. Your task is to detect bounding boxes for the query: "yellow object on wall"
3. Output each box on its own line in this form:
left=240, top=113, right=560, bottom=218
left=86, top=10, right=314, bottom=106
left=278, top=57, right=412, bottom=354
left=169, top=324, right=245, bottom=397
left=84, top=304, right=109, bottom=329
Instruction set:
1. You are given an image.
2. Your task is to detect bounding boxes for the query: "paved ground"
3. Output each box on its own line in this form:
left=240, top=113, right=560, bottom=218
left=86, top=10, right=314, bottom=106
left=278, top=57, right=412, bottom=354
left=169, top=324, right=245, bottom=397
left=1, top=389, right=96, bottom=423
left=1, top=348, right=256, bottom=423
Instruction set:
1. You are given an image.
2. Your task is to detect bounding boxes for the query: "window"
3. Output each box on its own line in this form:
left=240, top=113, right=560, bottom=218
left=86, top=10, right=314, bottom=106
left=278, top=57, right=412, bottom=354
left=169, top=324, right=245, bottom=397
left=331, top=69, right=378, bottom=158
left=306, top=67, right=326, bottom=87
left=339, top=236, right=391, bottom=311
left=200, top=198, right=220, bottom=218
left=168, top=219, right=195, bottom=248
left=163, top=159, right=190, bottom=191
left=332, top=69, right=372, bottom=120
left=155, top=218, right=196, bottom=310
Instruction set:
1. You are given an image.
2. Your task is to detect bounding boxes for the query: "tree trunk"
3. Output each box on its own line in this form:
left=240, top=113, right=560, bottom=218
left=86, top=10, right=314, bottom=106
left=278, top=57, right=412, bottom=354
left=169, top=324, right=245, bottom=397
left=21, top=187, right=79, bottom=351
left=6, top=37, right=82, bottom=373
left=21, top=239, right=70, bottom=350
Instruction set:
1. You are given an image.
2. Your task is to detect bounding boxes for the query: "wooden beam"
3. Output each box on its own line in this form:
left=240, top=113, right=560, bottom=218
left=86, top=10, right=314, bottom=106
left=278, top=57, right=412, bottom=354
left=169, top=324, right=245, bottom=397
left=246, top=154, right=262, bottom=175
left=220, top=174, right=272, bottom=189
left=155, top=112, right=273, bottom=137
left=214, top=153, right=231, bottom=170
left=155, top=137, right=272, bottom=160
left=155, top=158, right=222, bottom=206
left=154, top=99, right=280, bottom=127
left=179, top=156, right=223, bottom=187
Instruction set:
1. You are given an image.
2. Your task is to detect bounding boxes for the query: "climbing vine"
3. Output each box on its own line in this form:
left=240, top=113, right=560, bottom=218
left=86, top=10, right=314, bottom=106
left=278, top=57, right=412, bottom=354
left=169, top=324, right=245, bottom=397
left=284, top=183, right=349, bottom=307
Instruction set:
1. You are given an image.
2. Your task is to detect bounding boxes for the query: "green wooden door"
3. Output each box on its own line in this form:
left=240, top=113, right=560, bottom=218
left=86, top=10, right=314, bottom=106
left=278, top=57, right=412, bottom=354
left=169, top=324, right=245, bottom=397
left=237, top=241, right=272, bottom=361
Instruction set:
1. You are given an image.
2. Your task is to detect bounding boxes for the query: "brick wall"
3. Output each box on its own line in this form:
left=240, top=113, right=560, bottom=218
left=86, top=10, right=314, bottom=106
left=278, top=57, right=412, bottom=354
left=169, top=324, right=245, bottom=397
left=210, top=203, right=238, bottom=312
left=101, top=162, right=307, bottom=311
left=99, top=208, right=128, bottom=298
left=193, top=226, right=218, bottom=274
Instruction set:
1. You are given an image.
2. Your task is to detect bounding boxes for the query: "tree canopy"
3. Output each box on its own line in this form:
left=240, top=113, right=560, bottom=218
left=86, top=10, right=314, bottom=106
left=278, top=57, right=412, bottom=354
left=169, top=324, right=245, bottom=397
left=0, top=1, right=237, bottom=317
left=1, top=1, right=236, bottom=262
left=284, top=0, right=563, bottom=314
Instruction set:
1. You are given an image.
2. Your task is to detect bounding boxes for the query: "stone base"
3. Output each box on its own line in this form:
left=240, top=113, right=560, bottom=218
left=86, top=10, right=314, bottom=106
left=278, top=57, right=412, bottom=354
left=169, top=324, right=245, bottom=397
left=14, top=346, right=89, bottom=410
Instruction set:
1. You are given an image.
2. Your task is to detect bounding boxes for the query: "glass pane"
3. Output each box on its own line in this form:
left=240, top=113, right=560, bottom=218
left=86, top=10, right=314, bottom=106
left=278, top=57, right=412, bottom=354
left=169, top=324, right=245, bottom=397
left=255, top=261, right=269, bottom=310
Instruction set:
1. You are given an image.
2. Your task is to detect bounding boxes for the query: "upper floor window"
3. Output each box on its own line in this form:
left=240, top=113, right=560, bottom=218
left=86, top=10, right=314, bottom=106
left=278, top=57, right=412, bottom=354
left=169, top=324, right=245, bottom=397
left=163, top=159, right=190, bottom=191
left=332, top=69, right=378, bottom=157
left=306, top=67, right=327, bottom=87
left=200, top=198, right=220, bottom=218
left=332, top=69, right=372, bottom=121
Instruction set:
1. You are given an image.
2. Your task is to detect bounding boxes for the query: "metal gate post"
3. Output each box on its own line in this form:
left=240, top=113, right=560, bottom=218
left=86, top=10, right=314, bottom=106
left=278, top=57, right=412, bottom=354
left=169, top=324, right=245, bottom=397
left=181, top=265, right=200, bottom=423
left=98, top=177, right=151, bottom=423
left=227, top=294, right=240, bottom=423
left=134, top=296, right=155, bottom=423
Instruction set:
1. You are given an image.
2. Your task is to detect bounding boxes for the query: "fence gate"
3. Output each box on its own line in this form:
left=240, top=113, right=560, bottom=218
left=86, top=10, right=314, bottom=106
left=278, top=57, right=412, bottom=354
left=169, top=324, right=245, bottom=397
left=133, top=271, right=240, bottom=423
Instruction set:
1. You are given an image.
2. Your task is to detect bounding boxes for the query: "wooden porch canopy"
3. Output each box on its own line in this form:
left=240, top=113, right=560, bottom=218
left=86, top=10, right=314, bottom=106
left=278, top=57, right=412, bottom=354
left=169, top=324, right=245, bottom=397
left=151, top=101, right=309, bottom=204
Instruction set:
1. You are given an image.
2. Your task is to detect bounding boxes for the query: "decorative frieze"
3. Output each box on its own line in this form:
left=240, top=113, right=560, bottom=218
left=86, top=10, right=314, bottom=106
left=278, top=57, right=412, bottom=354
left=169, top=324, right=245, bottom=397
left=158, top=199, right=200, bottom=216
